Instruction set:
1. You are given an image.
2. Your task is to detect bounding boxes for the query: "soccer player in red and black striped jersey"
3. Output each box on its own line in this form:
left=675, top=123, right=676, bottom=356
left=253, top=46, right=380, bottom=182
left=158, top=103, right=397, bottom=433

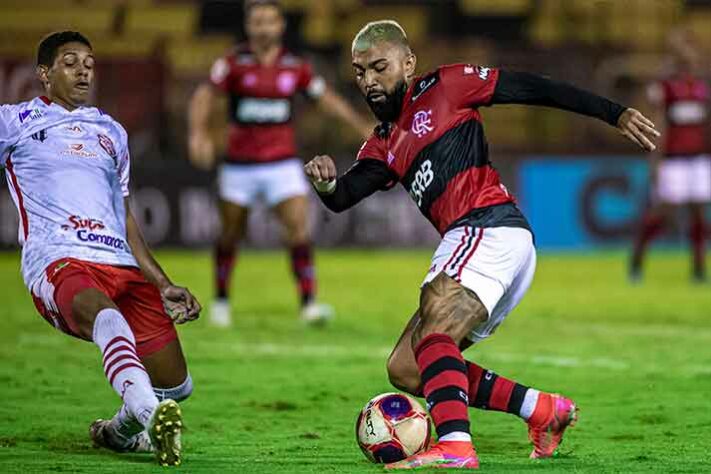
left=631, top=29, right=710, bottom=283
left=189, top=0, right=371, bottom=327
left=305, top=21, right=659, bottom=469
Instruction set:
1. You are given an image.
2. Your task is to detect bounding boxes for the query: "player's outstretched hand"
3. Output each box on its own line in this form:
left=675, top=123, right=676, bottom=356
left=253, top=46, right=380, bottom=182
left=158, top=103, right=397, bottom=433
left=305, top=155, right=337, bottom=193
left=617, top=108, right=660, bottom=152
left=161, top=285, right=202, bottom=325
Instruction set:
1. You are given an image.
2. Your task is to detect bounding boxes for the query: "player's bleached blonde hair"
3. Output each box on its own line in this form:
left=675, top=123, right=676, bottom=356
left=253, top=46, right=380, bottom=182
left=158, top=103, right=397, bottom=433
left=352, top=20, right=410, bottom=54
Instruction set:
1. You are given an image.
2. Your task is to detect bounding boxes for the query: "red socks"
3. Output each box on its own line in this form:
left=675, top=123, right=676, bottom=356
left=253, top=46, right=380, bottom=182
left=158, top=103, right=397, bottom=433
left=290, top=243, right=315, bottom=306
left=415, top=334, right=470, bottom=439
left=214, top=245, right=236, bottom=299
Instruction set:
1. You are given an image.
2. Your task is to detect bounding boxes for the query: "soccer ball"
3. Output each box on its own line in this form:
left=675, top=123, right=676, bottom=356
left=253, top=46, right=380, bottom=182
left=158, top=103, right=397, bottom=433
left=355, top=392, right=431, bottom=463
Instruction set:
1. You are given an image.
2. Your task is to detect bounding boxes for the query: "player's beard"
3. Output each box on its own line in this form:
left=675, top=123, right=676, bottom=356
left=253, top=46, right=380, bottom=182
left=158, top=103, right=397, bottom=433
left=366, top=80, right=408, bottom=123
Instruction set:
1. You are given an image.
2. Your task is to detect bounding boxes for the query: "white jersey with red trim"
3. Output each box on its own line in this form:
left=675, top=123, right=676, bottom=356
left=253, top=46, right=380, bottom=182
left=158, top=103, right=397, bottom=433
left=0, top=96, right=137, bottom=289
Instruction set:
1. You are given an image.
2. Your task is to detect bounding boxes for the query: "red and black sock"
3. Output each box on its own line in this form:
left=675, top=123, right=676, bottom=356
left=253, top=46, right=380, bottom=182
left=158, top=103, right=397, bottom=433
left=690, top=207, right=706, bottom=280
left=290, top=243, right=315, bottom=306
left=214, top=245, right=237, bottom=299
left=415, top=333, right=470, bottom=439
left=631, top=212, right=665, bottom=275
left=466, top=361, right=529, bottom=416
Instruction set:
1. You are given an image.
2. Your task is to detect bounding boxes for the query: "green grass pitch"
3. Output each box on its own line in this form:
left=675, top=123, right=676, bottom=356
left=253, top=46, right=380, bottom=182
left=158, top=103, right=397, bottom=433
left=0, top=249, right=710, bottom=473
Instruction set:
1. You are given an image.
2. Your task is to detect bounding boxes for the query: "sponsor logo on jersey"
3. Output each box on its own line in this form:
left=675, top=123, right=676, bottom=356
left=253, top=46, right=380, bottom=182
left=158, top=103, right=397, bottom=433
left=61, top=143, right=98, bottom=158
left=60, top=215, right=126, bottom=250
left=387, top=151, right=396, bottom=165
left=668, top=100, right=707, bottom=125
left=411, top=109, right=434, bottom=138
left=277, top=71, right=297, bottom=94
left=236, top=97, right=291, bottom=123
left=61, top=215, right=105, bottom=231
left=409, top=159, right=434, bottom=207
left=66, top=125, right=82, bottom=133
left=18, top=108, right=43, bottom=124
left=411, top=72, right=439, bottom=102
left=477, top=66, right=491, bottom=81
left=97, top=134, right=117, bottom=159
left=31, top=129, right=47, bottom=142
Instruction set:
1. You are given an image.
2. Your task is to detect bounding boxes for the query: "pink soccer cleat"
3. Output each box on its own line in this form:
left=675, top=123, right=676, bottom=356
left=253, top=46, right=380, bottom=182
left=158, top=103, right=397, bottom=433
left=527, top=393, right=578, bottom=459
left=385, top=441, right=479, bottom=470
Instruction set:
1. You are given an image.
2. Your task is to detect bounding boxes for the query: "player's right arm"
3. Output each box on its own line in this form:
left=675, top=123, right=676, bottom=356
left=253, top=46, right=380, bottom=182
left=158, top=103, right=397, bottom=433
left=188, top=56, right=233, bottom=170
left=0, top=105, right=20, bottom=165
left=305, top=155, right=395, bottom=213
left=188, top=83, right=218, bottom=170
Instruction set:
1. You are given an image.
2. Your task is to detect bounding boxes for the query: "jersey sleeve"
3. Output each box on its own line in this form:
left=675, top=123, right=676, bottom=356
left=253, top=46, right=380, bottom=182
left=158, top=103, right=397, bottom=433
left=209, top=56, right=235, bottom=93
left=356, top=132, right=388, bottom=163
left=115, top=125, right=131, bottom=197
left=298, top=61, right=326, bottom=99
left=0, top=105, right=20, bottom=166
left=439, top=64, right=500, bottom=108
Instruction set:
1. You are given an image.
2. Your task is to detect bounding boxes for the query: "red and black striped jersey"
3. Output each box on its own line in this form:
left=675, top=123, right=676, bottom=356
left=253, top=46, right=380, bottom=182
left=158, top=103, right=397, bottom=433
left=356, top=64, right=516, bottom=235
left=209, top=44, right=325, bottom=164
left=648, top=73, right=710, bottom=157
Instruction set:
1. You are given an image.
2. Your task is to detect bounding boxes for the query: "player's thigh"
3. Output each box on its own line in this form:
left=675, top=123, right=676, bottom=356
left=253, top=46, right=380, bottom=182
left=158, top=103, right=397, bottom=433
left=421, top=226, right=534, bottom=343
left=657, top=158, right=692, bottom=205
left=31, top=258, right=117, bottom=340
left=263, top=158, right=310, bottom=206
left=218, top=198, right=250, bottom=242
left=116, top=270, right=186, bottom=386
left=217, top=163, right=259, bottom=211
left=689, top=155, right=711, bottom=204
left=273, top=194, right=310, bottom=244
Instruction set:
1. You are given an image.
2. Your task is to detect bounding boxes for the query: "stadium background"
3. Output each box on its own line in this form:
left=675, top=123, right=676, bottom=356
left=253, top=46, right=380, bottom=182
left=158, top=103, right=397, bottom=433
left=2, top=0, right=710, bottom=250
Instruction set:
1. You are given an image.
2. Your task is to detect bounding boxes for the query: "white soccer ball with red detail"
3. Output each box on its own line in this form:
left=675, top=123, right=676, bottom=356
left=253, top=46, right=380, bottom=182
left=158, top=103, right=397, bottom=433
left=355, top=392, right=431, bottom=464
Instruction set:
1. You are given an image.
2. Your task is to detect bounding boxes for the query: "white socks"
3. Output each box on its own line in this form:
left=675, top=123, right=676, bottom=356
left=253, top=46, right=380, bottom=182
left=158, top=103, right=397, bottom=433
left=519, top=389, right=541, bottom=421
left=93, top=308, right=158, bottom=428
left=439, top=431, right=472, bottom=442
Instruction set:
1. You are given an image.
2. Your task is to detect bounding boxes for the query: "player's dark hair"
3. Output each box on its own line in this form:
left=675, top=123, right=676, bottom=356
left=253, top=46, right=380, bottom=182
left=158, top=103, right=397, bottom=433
left=37, top=31, right=92, bottom=67
left=244, top=0, right=282, bottom=16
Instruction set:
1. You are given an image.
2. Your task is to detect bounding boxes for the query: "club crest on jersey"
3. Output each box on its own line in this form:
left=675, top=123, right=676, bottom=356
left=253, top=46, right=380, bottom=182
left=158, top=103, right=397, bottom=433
left=97, top=134, right=117, bottom=159
left=277, top=71, right=297, bottom=94
left=411, top=110, right=434, bottom=138
left=18, top=108, right=43, bottom=124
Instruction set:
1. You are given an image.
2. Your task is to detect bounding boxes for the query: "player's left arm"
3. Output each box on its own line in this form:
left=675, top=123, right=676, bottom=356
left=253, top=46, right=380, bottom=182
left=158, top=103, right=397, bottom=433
left=315, top=87, right=374, bottom=140
left=124, top=199, right=201, bottom=324
left=490, top=70, right=660, bottom=151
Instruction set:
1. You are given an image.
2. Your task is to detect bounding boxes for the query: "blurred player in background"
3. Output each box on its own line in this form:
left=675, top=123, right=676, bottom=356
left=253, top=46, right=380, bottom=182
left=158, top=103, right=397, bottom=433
left=630, top=28, right=709, bottom=283
left=188, top=0, right=372, bottom=327
left=0, top=32, right=201, bottom=466
left=305, top=20, right=658, bottom=469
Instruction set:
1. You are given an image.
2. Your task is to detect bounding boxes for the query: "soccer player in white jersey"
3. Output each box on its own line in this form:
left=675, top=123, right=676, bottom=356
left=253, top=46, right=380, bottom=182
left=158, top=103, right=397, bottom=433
left=0, top=32, right=200, bottom=466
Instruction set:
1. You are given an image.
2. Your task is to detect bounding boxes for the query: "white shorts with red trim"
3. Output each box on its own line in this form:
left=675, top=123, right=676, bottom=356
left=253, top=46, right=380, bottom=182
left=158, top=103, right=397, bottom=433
left=422, top=226, right=536, bottom=343
left=218, top=158, right=310, bottom=207
left=657, top=155, right=711, bottom=204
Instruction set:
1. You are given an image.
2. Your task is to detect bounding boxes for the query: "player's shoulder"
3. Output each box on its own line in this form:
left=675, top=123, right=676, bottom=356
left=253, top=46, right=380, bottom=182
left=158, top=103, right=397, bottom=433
left=278, top=49, right=308, bottom=68
left=436, top=63, right=494, bottom=81
left=81, top=107, right=128, bottom=142
left=1, top=96, right=53, bottom=131
left=356, top=125, right=390, bottom=162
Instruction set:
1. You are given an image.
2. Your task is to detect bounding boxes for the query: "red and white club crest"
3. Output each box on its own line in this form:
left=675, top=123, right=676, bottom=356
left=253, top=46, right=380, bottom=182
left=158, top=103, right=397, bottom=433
left=97, top=134, right=116, bottom=158
left=277, top=71, right=297, bottom=94
left=411, top=110, right=434, bottom=138
left=243, top=72, right=258, bottom=88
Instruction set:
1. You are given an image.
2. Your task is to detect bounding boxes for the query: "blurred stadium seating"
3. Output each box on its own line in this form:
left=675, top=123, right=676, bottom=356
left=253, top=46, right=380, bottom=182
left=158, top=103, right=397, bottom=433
left=1, top=0, right=710, bottom=250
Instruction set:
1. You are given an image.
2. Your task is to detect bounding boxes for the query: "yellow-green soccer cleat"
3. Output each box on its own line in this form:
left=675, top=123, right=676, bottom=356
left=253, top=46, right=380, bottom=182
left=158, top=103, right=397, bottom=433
left=147, top=399, right=183, bottom=466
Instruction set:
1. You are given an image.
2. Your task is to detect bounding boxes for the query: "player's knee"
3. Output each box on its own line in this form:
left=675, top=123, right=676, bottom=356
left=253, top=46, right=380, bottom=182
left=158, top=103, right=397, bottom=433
left=386, top=356, right=421, bottom=395
left=154, top=373, right=193, bottom=402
